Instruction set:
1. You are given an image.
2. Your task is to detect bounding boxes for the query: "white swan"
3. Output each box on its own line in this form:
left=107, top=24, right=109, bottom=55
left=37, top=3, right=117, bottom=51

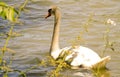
left=45, top=6, right=111, bottom=68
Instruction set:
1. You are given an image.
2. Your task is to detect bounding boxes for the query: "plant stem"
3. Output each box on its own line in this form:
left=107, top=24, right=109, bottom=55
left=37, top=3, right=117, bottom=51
left=18, top=0, right=28, bottom=16
left=3, top=25, right=14, bottom=54
left=101, top=24, right=110, bottom=57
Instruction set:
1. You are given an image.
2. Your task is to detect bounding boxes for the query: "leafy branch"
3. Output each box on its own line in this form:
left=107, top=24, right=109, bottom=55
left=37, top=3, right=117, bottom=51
left=0, top=1, right=29, bottom=77
left=0, top=2, right=18, bottom=22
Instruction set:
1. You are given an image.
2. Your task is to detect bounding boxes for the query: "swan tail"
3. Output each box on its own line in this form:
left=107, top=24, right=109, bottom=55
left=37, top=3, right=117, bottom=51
left=92, top=56, right=111, bottom=69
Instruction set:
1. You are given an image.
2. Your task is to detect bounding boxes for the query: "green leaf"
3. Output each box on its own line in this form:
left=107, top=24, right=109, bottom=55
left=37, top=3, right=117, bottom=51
left=0, top=2, right=18, bottom=22
left=0, top=6, right=2, bottom=13
left=19, top=72, right=26, bottom=77
left=4, top=7, right=9, bottom=20
left=0, top=2, right=8, bottom=6
left=8, top=7, right=14, bottom=21
left=3, top=73, right=8, bottom=77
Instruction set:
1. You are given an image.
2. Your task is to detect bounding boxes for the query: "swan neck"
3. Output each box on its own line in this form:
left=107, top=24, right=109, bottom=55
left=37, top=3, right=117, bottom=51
left=50, top=10, right=61, bottom=54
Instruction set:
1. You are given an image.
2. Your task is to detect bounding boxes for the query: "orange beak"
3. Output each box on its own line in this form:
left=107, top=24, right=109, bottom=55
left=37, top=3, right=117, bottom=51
left=45, top=12, right=51, bottom=19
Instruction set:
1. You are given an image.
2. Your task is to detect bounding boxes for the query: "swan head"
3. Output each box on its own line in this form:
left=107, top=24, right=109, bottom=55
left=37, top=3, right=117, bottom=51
left=45, top=5, right=61, bottom=19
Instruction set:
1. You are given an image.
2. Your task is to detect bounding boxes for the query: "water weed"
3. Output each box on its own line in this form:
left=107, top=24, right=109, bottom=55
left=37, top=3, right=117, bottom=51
left=0, top=1, right=28, bottom=77
left=47, top=56, right=70, bottom=77
left=82, top=13, right=94, bottom=32
left=102, top=19, right=116, bottom=57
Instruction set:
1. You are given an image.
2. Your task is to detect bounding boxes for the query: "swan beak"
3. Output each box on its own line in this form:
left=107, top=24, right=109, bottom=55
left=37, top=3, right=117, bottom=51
left=45, top=12, right=51, bottom=19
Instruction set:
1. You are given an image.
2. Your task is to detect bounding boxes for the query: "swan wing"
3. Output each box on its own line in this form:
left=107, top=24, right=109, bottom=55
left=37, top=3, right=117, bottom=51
left=92, top=56, right=111, bottom=69
left=60, top=46, right=101, bottom=67
left=58, top=46, right=110, bottom=69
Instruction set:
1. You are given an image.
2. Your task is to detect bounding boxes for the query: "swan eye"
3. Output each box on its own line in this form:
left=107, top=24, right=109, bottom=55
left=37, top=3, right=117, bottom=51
left=48, top=9, right=52, bottom=13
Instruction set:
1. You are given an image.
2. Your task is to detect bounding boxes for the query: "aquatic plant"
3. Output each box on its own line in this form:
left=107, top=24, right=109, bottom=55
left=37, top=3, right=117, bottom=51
left=47, top=55, right=70, bottom=77
left=82, top=13, right=94, bottom=32
left=0, top=2, right=18, bottom=72
left=0, top=2, right=18, bottom=22
left=68, top=13, right=94, bottom=47
left=0, top=1, right=28, bottom=77
left=91, top=18, right=116, bottom=77
left=0, top=1, right=49, bottom=77
left=68, top=32, right=85, bottom=47
left=102, top=18, right=116, bottom=57
left=92, top=67, right=110, bottom=77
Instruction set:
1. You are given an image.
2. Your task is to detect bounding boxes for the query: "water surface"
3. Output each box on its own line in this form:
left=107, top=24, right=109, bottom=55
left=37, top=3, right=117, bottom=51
left=0, top=0, right=120, bottom=77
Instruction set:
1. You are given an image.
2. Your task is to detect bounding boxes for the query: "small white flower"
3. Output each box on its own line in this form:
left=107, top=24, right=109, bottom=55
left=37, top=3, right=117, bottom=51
left=107, top=19, right=116, bottom=26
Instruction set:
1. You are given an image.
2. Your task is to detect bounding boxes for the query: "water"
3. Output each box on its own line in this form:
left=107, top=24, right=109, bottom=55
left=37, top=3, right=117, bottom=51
left=0, top=0, right=120, bottom=77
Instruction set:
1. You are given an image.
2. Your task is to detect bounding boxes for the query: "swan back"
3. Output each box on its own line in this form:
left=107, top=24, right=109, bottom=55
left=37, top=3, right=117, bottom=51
left=59, top=46, right=101, bottom=67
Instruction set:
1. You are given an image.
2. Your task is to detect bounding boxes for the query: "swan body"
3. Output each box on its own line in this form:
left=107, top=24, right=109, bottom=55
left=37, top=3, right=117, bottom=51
left=45, top=6, right=111, bottom=68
